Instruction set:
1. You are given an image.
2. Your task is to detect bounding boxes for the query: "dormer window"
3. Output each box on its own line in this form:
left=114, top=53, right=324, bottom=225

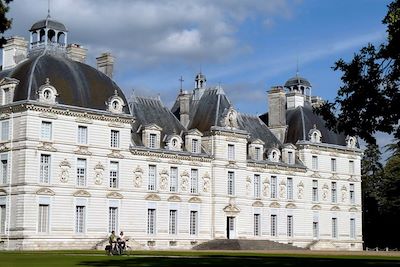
left=38, top=78, right=58, bottom=104
left=249, top=139, right=264, bottom=161
left=346, top=136, right=357, bottom=148
left=166, top=135, right=182, bottom=151
left=282, top=144, right=296, bottom=165
left=149, top=134, right=157, bottom=148
left=185, top=129, right=203, bottom=154
left=268, top=148, right=281, bottom=162
left=0, top=77, right=19, bottom=106
left=309, top=125, right=322, bottom=143
left=192, top=139, right=199, bottom=153
left=142, top=124, right=162, bottom=149
left=255, top=147, right=261, bottom=161
left=288, top=151, right=294, bottom=164
left=107, top=90, right=125, bottom=114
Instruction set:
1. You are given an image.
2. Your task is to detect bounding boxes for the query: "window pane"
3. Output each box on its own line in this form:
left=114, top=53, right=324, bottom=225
left=0, top=205, right=6, bottom=234
left=228, top=172, right=235, bottom=196
left=271, top=176, right=277, bottom=198
left=169, top=210, right=177, bottom=235
left=38, top=204, right=49, bottom=233
left=190, top=211, right=198, bottom=235
left=228, top=144, right=235, bottom=160
left=1, top=121, right=9, bottom=141
left=254, top=175, right=260, bottom=198
left=148, top=165, right=156, bottom=191
left=147, top=209, right=156, bottom=234
left=170, top=167, right=178, bottom=192
left=76, top=206, right=85, bottom=233
left=40, top=155, right=51, bottom=183
left=41, top=121, right=52, bottom=140
left=110, top=130, right=119, bottom=148
left=77, top=159, right=87, bottom=187
left=108, top=207, right=118, bottom=233
left=77, top=126, right=88, bottom=144
left=287, top=178, right=293, bottom=200
left=254, top=214, right=260, bottom=236
left=109, top=161, right=119, bottom=188
left=191, top=169, right=198, bottom=194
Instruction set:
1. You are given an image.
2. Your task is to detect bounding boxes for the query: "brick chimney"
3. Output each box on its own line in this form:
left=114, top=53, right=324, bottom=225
left=96, top=52, right=114, bottom=78
left=66, top=43, right=87, bottom=63
left=268, top=86, right=287, bottom=143
left=2, top=36, right=28, bottom=70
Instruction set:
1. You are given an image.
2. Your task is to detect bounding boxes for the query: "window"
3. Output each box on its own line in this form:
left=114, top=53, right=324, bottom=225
left=313, top=221, right=319, bottom=239
left=312, top=180, right=318, bottom=202
left=271, top=215, right=277, bottom=237
left=108, top=207, right=118, bottom=233
left=109, top=161, right=119, bottom=188
left=41, top=121, right=52, bottom=140
left=38, top=204, right=49, bottom=233
left=1, top=120, right=9, bottom=141
left=147, top=209, right=156, bottom=234
left=287, top=178, right=293, bottom=200
left=350, top=183, right=355, bottom=204
left=191, top=139, right=199, bottom=153
left=254, top=214, right=261, bottom=236
left=190, top=169, right=198, bottom=194
left=148, top=165, right=156, bottom=191
left=288, top=151, right=294, bottom=164
left=169, top=210, right=177, bottom=235
left=331, top=158, right=337, bottom=172
left=255, top=147, right=261, bottom=161
left=228, top=144, right=235, bottom=160
left=190, top=210, right=198, bottom=235
left=227, top=171, right=235, bottom=196
left=75, top=206, right=85, bottom=233
left=331, top=182, right=337, bottom=203
left=0, top=205, right=5, bottom=234
left=332, top=218, right=338, bottom=238
left=77, top=126, right=88, bottom=145
left=271, top=176, right=277, bottom=198
left=110, top=130, right=119, bottom=148
left=350, top=218, right=356, bottom=238
left=287, top=215, right=293, bottom=237
left=349, top=160, right=355, bottom=174
left=149, top=133, right=157, bottom=149
left=312, top=155, right=318, bottom=170
left=2, top=87, right=11, bottom=105
left=254, top=174, right=261, bottom=198
left=1, top=156, right=8, bottom=184
left=170, top=167, right=178, bottom=192
left=76, top=159, right=87, bottom=187
left=40, top=154, right=51, bottom=184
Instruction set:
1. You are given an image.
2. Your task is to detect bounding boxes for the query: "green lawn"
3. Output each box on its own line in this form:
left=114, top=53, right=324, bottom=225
left=1, top=250, right=400, bottom=267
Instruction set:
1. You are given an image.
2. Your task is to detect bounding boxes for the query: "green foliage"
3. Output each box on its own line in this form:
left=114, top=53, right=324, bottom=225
left=315, top=0, right=400, bottom=146
left=0, top=0, right=13, bottom=48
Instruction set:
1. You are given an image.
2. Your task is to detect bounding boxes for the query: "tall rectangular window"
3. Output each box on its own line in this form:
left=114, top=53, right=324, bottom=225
left=227, top=171, right=235, bottom=196
left=228, top=144, right=235, bottom=160
left=331, top=182, right=337, bottom=203
left=190, top=211, right=198, bottom=236
left=313, top=221, right=319, bottom=239
left=349, top=160, right=355, bottom=174
left=169, top=210, right=177, bottom=235
left=271, top=215, right=277, bottom=237
left=148, top=165, right=156, bottom=191
left=76, top=158, right=87, bottom=187
left=254, top=214, right=261, bottom=236
left=312, top=180, right=318, bottom=202
left=350, top=218, right=356, bottom=238
left=350, top=183, right=355, bottom=204
left=190, top=169, right=198, bottom=194
left=255, top=147, right=261, bottom=161
left=191, top=139, right=199, bottom=153
left=2, top=88, right=11, bottom=105
left=75, top=206, right=85, bottom=233
left=41, top=121, right=52, bottom=140
left=254, top=174, right=261, bottom=198
left=1, top=120, right=9, bottom=141
left=109, top=161, right=119, bottom=188
left=0, top=205, right=5, bottom=234
left=287, top=215, right=293, bottom=237
left=271, top=176, right=277, bottom=198
left=38, top=204, right=49, bottom=233
left=110, top=130, right=120, bottom=148
left=40, top=154, right=51, bottom=184
left=108, top=207, right=118, bottom=233
left=1, top=157, right=8, bottom=184
left=170, top=167, right=178, bottom=192
left=312, top=155, right=318, bottom=170
left=332, top=218, right=338, bottom=238
left=149, top=133, right=157, bottom=148
left=331, top=158, right=337, bottom=172
left=288, top=151, right=294, bottom=164
left=287, top=177, right=293, bottom=200
left=77, top=126, right=88, bottom=145
left=147, top=209, right=156, bottom=234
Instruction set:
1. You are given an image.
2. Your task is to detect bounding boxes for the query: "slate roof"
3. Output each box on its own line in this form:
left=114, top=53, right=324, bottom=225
left=30, top=18, right=68, bottom=32
left=0, top=53, right=129, bottom=114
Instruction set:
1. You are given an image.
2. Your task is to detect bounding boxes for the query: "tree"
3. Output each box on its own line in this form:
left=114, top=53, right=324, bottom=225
left=315, top=0, right=400, bottom=146
left=0, top=0, right=13, bottom=48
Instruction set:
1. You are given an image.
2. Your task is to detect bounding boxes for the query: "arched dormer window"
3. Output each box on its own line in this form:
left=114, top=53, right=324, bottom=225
left=166, top=135, right=183, bottom=151
left=346, top=136, right=357, bottom=148
left=309, top=125, right=322, bottom=143
left=107, top=90, right=125, bottom=114
left=268, top=148, right=281, bottom=162
left=38, top=78, right=58, bottom=104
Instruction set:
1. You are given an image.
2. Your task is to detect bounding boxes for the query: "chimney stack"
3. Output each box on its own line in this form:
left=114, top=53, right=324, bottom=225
left=96, top=52, right=114, bottom=79
left=179, top=91, right=191, bottom=128
left=66, top=44, right=87, bottom=63
left=2, top=36, right=28, bottom=70
left=268, top=86, right=287, bottom=143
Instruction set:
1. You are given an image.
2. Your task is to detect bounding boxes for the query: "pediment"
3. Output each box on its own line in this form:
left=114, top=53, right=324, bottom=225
left=312, top=205, right=321, bottom=210
left=145, top=193, right=160, bottom=201
left=167, top=195, right=181, bottom=202
left=223, top=204, right=240, bottom=213
left=73, top=190, right=91, bottom=197
left=251, top=138, right=265, bottom=145
left=311, top=172, right=321, bottom=178
left=188, top=196, right=202, bottom=203
left=252, top=201, right=264, bottom=207
left=107, top=191, right=124, bottom=199
left=330, top=206, right=341, bottom=211
left=144, top=123, right=163, bottom=131
left=0, top=77, right=19, bottom=86
left=36, top=188, right=55, bottom=196
left=269, top=202, right=280, bottom=208
left=0, top=189, right=7, bottom=196
left=283, top=143, right=296, bottom=150
left=187, top=128, right=203, bottom=136
left=349, top=207, right=358, bottom=212
left=285, top=203, right=297, bottom=209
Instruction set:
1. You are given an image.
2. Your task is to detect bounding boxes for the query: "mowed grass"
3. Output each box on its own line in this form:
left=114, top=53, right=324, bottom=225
left=1, top=250, right=400, bottom=267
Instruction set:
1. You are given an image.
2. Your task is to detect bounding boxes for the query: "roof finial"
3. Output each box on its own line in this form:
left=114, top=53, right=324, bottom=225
left=296, top=56, right=299, bottom=77
left=199, top=64, right=202, bottom=74
left=47, top=0, right=51, bottom=18
left=179, top=76, right=184, bottom=93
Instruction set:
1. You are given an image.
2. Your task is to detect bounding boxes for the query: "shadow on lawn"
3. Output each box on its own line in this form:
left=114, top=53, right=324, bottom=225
left=78, top=256, right=400, bottom=267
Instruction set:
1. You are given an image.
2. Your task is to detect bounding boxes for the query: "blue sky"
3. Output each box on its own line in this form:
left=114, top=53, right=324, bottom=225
left=3, top=0, right=394, bottom=151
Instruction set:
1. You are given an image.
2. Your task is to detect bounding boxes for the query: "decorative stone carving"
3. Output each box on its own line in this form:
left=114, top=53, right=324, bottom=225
left=312, top=204, right=321, bottom=210
left=167, top=195, right=181, bottom=202
left=0, top=189, right=6, bottom=196
left=59, top=158, right=71, bottom=183
left=270, top=202, right=280, bottom=208
left=188, top=196, right=202, bottom=203
left=311, top=172, right=321, bottom=178
left=246, top=176, right=251, bottom=196
left=159, top=169, right=169, bottom=191
left=94, top=162, right=105, bottom=185
left=202, top=172, right=211, bottom=193
left=36, top=188, right=55, bottom=196
left=331, top=206, right=340, bottom=211
left=0, top=143, right=9, bottom=152
left=322, top=183, right=329, bottom=201
left=286, top=203, right=296, bottom=209
left=147, top=156, right=161, bottom=162
left=168, top=159, right=182, bottom=165
left=221, top=107, right=238, bottom=128
left=74, top=146, right=92, bottom=156
left=107, top=191, right=124, bottom=199
left=180, top=170, right=189, bottom=192
left=252, top=201, right=264, bottom=207
left=341, top=185, right=347, bottom=202
left=190, top=161, right=202, bottom=167
left=145, top=193, right=160, bottom=201
left=263, top=178, right=270, bottom=197
left=39, top=112, right=58, bottom=119
left=223, top=198, right=240, bottom=214
left=133, top=166, right=143, bottom=188
left=279, top=180, right=286, bottom=198
left=75, top=117, right=93, bottom=124
left=73, top=190, right=91, bottom=197
left=349, top=207, right=358, bottom=212
left=108, top=150, right=124, bottom=159
left=37, top=142, right=57, bottom=152
left=297, top=181, right=304, bottom=199
left=108, top=122, right=124, bottom=128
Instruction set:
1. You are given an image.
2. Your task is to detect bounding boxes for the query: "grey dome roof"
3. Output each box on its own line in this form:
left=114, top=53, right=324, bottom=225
left=30, top=18, right=68, bottom=32
left=0, top=53, right=129, bottom=114
left=284, top=75, right=311, bottom=88
left=195, top=72, right=206, bottom=79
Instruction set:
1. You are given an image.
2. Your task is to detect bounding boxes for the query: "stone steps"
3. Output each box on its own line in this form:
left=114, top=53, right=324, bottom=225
left=193, top=239, right=306, bottom=251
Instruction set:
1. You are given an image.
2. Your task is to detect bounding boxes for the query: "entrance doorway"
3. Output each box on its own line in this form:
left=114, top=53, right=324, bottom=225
left=226, top=216, right=236, bottom=239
